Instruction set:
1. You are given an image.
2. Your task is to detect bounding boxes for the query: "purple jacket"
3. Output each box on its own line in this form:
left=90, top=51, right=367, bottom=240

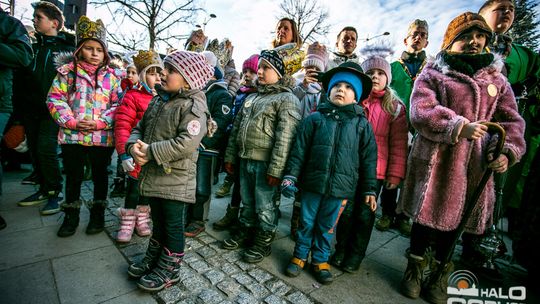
left=397, top=56, right=526, bottom=234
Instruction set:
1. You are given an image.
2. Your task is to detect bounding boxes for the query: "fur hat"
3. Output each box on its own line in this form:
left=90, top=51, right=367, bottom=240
left=259, top=49, right=285, bottom=78
left=441, top=12, right=493, bottom=50
left=321, top=61, right=372, bottom=102
left=242, top=54, right=259, bottom=73
left=360, top=56, right=392, bottom=85
left=407, top=19, right=429, bottom=37
left=76, top=16, right=107, bottom=49
left=163, top=50, right=213, bottom=90
left=302, top=42, right=328, bottom=71
left=133, top=50, right=163, bottom=76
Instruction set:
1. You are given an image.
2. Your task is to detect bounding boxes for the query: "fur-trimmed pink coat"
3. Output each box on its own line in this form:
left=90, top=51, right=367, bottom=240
left=397, top=56, right=526, bottom=234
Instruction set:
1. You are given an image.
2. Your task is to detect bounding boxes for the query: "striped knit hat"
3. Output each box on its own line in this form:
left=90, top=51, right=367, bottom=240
left=164, top=50, right=214, bottom=90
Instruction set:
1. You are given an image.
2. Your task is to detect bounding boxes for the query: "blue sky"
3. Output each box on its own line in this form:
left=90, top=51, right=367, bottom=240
left=11, top=0, right=540, bottom=67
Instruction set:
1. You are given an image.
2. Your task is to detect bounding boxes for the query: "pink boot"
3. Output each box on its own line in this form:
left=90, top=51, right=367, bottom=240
left=117, top=208, right=136, bottom=243
left=135, top=205, right=152, bottom=237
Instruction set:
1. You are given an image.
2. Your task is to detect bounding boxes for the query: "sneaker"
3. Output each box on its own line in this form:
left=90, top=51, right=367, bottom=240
left=18, top=191, right=48, bottom=206
left=312, top=263, right=333, bottom=285
left=375, top=214, right=393, bottom=231
left=21, top=172, right=39, bottom=185
left=395, top=218, right=412, bottom=236
left=184, top=221, right=205, bottom=237
left=40, top=193, right=64, bottom=215
left=215, top=179, right=233, bottom=198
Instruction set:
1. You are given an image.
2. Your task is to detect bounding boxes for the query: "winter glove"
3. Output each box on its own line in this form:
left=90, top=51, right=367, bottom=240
left=120, top=154, right=135, bottom=172
left=280, top=175, right=298, bottom=198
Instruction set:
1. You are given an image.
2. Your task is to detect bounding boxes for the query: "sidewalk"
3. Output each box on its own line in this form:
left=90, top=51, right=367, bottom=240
left=0, top=165, right=531, bottom=304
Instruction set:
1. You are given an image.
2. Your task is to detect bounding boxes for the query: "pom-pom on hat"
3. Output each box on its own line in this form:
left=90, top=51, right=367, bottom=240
left=259, top=49, right=285, bottom=78
left=441, top=12, right=493, bottom=50
left=321, top=61, right=372, bottom=102
left=163, top=50, right=214, bottom=90
left=302, top=42, right=328, bottom=71
left=360, top=56, right=392, bottom=85
left=242, top=54, right=259, bottom=73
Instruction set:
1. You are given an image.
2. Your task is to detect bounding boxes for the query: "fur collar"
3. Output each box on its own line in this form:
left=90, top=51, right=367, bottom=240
left=431, top=51, right=504, bottom=76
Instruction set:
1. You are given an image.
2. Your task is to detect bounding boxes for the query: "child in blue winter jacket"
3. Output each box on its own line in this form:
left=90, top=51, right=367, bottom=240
left=282, top=61, right=378, bottom=285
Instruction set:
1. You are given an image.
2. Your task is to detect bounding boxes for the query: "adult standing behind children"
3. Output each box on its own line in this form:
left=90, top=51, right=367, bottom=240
left=222, top=50, right=301, bottom=264
left=283, top=61, right=377, bottom=285
left=47, top=16, right=119, bottom=238
left=114, top=50, right=163, bottom=243
left=326, top=26, right=360, bottom=70
left=398, top=13, right=525, bottom=304
left=16, top=2, right=75, bottom=215
left=125, top=50, right=213, bottom=292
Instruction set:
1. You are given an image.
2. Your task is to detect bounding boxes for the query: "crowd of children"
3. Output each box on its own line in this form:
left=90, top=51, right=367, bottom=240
left=1, top=1, right=539, bottom=303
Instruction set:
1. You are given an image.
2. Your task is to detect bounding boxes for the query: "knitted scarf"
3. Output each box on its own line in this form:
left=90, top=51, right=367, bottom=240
left=442, top=52, right=494, bottom=76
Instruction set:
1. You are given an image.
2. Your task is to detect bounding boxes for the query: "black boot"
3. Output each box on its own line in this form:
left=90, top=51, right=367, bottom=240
left=128, top=238, right=162, bottom=278
left=57, top=201, right=81, bottom=237
left=86, top=200, right=107, bottom=234
left=137, top=247, right=183, bottom=292
left=400, top=253, right=429, bottom=299
left=213, top=205, right=240, bottom=231
left=423, top=261, right=453, bottom=304
left=222, top=226, right=254, bottom=250
left=243, top=230, right=275, bottom=263
left=110, top=177, right=126, bottom=198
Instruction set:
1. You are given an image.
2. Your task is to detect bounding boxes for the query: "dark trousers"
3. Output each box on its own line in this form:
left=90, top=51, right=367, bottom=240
left=229, top=163, right=242, bottom=208
left=410, top=222, right=459, bottom=261
left=124, top=177, right=148, bottom=209
left=380, top=186, right=408, bottom=220
left=187, top=154, right=216, bottom=223
left=148, top=197, right=187, bottom=253
left=23, top=116, right=63, bottom=193
left=61, top=144, right=113, bottom=204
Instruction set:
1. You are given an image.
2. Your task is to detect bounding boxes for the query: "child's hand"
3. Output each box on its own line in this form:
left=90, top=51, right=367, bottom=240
left=266, top=175, right=281, bottom=186
left=77, top=119, right=97, bottom=131
left=303, top=68, right=320, bottom=87
left=365, top=195, right=377, bottom=212
left=137, top=140, right=149, bottom=155
left=384, top=181, right=398, bottom=189
left=488, top=153, right=509, bottom=173
left=460, top=123, right=488, bottom=140
left=132, top=141, right=149, bottom=166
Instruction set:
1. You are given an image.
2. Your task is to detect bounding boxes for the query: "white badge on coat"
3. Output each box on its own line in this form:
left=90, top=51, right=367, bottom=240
left=187, top=120, right=201, bottom=136
left=244, top=99, right=253, bottom=108
left=487, top=84, right=498, bottom=97
left=222, top=105, right=231, bottom=115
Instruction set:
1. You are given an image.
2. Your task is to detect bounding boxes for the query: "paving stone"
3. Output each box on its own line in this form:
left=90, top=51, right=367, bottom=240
left=216, top=279, right=244, bottom=298
left=196, top=246, right=217, bottom=259
left=203, top=269, right=225, bottom=285
left=197, top=234, right=215, bottom=244
left=185, top=238, right=204, bottom=251
left=235, top=260, right=256, bottom=271
left=286, top=291, right=313, bottom=304
left=263, top=294, right=287, bottom=304
left=181, top=273, right=210, bottom=292
left=264, top=279, right=291, bottom=296
left=156, top=285, right=185, bottom=304
left=205, top=255, right=224, bottom=267
left=207, top=241, right=227, bottom=253
left=195, top=289, right=224, bottom=304
left=231, top=272, right=254, bottom=285
left=183, top=251, right=200, bottom=265
left=235, top=292, right=258, bottom=304
left=176, top=297, right=196, bottom=304
left=119, top=242, right=148, bottom=258
left=178, top=267, right=199, bottom=283
left=248, top=268, right=273, bottom=284
left=221, top=262, right=241, bottom=275
left=245, top=282, right=269, bottom=299
left=222, top=251, right=241, bottom=263
left=189, top=260, right=211, bottom=274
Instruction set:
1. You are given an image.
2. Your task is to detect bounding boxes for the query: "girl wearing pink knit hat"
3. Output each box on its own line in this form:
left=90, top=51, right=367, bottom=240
left=125, top=50, right=214, bottom=292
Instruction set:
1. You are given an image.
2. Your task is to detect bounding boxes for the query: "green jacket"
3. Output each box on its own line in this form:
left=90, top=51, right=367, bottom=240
left=506, top=43, right=540, bottom=88
left=225, top=79, right=301, bottom=178
left=0, top=9, right=32, bottom=113
left=390, top=59, right=426, bottom=123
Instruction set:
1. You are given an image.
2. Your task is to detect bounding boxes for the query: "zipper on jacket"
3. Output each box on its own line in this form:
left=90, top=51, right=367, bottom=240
left=240, top=94, right=257, bottom=157
left=327, top=118, right=342, bottom=194
left=32, top=48, right=40, bottom=72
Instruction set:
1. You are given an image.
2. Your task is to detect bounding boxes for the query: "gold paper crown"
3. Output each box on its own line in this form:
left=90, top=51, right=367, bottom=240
left=206, top=38, right=234, bottom=66
left=133, top=50, right=163, bottom=73
left=273, top=43, right=306, bottom=76
left=76, top=16, right=107, bottom=48
left=184, top=29, right=208, bottom=53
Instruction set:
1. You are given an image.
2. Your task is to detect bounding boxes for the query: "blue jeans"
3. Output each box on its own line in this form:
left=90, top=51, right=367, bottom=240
left=238, top=159, right=278, bottom=232
left=294, top=191, right=347, bottom=264
left=147, top=197, right=187, bottom=253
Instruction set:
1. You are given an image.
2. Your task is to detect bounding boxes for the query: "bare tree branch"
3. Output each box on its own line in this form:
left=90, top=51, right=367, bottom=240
left=278, top=0, right=330, bottom=43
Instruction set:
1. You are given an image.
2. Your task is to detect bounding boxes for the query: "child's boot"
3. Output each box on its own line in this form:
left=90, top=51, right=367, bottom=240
left=285, top=257, right=305, bottom=277
left=212, top=205, right=239, bottom=231
left=57, top=201, right=82, bottom=237
left=135, top=205, right=152, bottom=236
left=137, top=247, right=183, bottom=292
left=400, top=253, right=429, bottom=299
left=312, top=262, right=333, bottom=285
left=116, top=208, right=136, bottom=242
left=86, top=200, right=107, bottom=235
left=222, top=226, right=254, bottom=250
left=242, top=229, right=275, bottom=263
left=128, top=238, right=162, bottom=278
left=423, top=260, right=453, bottom=304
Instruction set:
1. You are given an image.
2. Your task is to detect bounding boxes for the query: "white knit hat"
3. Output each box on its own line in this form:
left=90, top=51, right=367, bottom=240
left=163, top=50, right=214, bottom=90
left=360, top=56, right=392, bottom=84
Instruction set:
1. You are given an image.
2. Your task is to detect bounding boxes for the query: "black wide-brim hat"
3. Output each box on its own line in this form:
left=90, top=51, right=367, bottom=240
left=320, top=61, right=373, bottom=102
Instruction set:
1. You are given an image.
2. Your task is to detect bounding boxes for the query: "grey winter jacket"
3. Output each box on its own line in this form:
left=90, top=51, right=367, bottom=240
left=225, top=79, right=301, bottom=178
left=126, top=88, right=209, bottom=203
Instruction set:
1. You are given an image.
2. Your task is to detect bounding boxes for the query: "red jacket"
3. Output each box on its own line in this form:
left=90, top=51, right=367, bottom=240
left=114, top=86, right=153, bottom=178
left=361, top=89, right=408, bottom=185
